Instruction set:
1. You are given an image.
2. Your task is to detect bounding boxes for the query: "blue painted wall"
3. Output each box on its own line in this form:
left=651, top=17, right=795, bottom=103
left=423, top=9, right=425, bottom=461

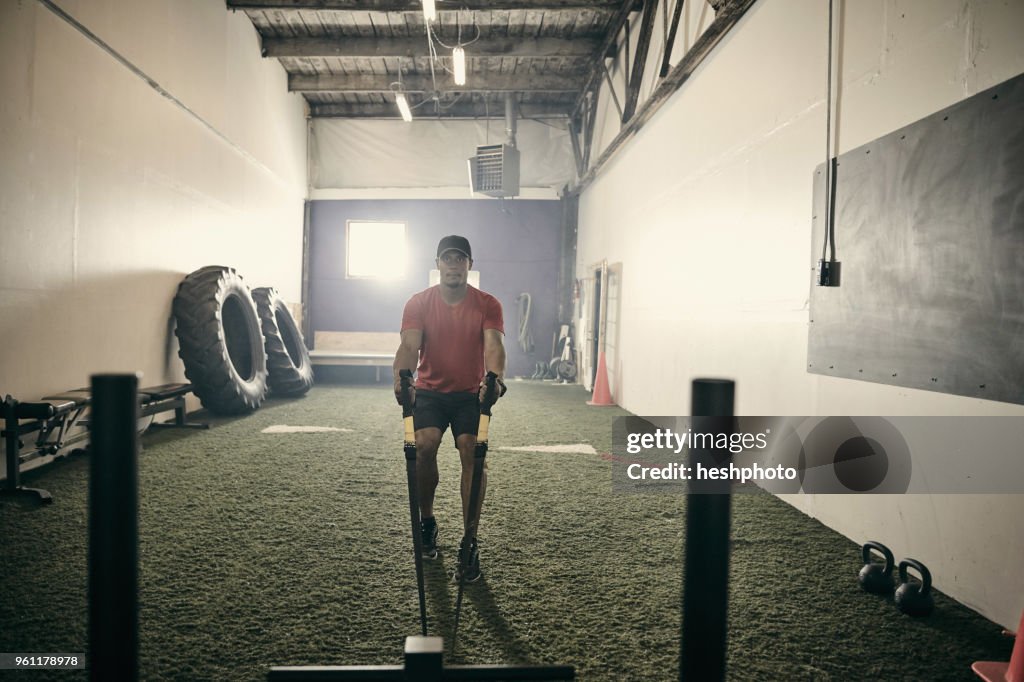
left=309, top=199, right=563, bottom=378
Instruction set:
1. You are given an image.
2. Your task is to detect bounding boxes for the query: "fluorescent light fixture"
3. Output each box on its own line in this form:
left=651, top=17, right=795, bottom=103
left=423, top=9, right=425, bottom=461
left=453, top=46, right=466, bottom=86
left=395, top=92, right=413, bottom=122
left=422, top=0, right=436, bottom=22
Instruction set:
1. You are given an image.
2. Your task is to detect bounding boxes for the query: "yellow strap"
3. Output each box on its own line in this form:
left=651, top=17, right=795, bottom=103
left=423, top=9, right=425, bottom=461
left=404, top=415, right=415, bottom=444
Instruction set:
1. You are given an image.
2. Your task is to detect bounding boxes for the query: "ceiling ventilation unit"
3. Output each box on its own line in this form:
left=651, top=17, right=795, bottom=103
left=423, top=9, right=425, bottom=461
left=468, top=144, right=519, bottom=198
left=468, top=94, right=520, bottom=198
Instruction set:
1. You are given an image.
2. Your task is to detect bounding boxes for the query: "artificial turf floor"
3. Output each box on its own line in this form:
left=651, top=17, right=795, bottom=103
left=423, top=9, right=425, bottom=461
left=0, top=381, right=1013, bottom=680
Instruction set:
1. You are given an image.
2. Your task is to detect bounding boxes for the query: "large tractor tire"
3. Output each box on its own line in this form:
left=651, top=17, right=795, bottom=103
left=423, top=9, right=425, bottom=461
left=252, top=287, right=314, bottom=397
left=172, top=266, right=268, bottom=415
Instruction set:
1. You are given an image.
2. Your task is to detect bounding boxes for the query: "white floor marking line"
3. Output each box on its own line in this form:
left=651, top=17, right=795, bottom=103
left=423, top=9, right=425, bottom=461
left=261, top=425, right=354, bottom=433
left=496, top=444, right=597, bottom=454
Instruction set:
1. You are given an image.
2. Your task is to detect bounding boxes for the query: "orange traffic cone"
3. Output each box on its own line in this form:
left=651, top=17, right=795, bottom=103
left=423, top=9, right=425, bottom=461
left=973, top=608, right=1024, bottom=682
left=587, top=351, right=614, bottom=406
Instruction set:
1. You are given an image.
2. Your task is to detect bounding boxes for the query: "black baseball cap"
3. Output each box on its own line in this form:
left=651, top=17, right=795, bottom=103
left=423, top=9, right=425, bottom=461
left=436, top=235, right=472, bottom=259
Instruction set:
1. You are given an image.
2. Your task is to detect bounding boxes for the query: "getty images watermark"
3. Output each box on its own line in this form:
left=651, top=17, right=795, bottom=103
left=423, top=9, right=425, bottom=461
left=611, top=416, right=1024, bottom=494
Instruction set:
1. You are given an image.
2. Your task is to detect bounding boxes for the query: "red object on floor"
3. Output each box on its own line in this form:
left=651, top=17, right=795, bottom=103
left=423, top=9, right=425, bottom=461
left=973, top=609, right=1024, bottom=682
left=587, top=351, right=614, bottom=406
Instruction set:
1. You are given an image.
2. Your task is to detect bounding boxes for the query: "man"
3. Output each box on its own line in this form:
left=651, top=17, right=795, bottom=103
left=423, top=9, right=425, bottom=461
left=393, top=235, right=506, bottom=582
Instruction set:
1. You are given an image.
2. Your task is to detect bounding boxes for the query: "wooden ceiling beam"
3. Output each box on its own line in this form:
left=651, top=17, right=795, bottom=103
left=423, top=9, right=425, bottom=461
left=263, top=35, right=599, bottom=59
left=290, top=72, right=582, bottom=93
left=309, top=101, right=571, bottom=118
left=229, top=0, right=619, bottom=10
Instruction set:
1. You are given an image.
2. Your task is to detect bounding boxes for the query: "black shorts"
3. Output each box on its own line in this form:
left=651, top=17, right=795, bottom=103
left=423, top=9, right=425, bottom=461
left=414, top=389, right=480, bottom=443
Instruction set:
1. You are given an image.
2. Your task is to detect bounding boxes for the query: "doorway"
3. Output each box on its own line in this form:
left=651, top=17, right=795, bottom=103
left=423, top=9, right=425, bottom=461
left=590, top=265, right=603, bottom=388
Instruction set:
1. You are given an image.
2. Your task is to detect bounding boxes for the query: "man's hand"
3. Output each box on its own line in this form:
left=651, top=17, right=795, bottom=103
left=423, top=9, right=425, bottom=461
left=479, top=375, right=507, bottom=404
left=395, top=379, right=415, bottom=407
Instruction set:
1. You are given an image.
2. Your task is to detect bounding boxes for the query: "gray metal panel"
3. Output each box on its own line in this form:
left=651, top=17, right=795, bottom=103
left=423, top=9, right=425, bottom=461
left=808, top=71, right=1024, bottom=405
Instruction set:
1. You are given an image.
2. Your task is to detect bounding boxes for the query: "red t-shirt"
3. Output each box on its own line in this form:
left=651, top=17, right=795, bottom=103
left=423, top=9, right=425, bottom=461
left=401, top=285, right=504, bottom=393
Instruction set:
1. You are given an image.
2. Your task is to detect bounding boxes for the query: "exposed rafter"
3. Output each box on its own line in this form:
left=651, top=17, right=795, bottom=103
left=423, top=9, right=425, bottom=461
left=226, top=0, right=674, bottom=120
left=602, top=62, right=623, bottom=119
left=262, top=36, right=599, bottom=59
left=582, top=87, right=599, bottom=169
left=569, top=116, right=586, bottom=178
left=660, top=0, right=685, bottom=78
left=289, top=72, right=582, bottom=93
left=574, top=0, right=759, bottom=191
left=229, top=0, right=619, bottom=9
left=572, top=1, right=640, bottom=116
left=310, top=101, right=571, bottom=119
left=621, top=0, right=659, bottom=121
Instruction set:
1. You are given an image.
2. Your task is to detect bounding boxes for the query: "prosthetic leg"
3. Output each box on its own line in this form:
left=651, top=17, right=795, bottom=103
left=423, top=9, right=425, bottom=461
left=450, top=371, right=500, bottom=655
left=398, top=369, right=428, bottom=636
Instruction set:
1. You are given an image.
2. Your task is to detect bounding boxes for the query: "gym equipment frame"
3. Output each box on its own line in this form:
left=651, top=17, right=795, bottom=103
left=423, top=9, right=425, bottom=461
left=2, top=382, right=206, bottom=502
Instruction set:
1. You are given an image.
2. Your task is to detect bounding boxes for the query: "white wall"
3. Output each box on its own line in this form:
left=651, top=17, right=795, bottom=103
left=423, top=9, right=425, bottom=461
left=0, top=0, right=308, bottom=402
left=577, top=0, right=1024, bottom=629
left=310, top=117, right=573, bottom=200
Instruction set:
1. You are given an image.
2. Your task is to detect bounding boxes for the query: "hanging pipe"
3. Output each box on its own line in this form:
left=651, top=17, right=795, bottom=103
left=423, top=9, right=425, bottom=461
left=505, top=92, right=518, bottom=149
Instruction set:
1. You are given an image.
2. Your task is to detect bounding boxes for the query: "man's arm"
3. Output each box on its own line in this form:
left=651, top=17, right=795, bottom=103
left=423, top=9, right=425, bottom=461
left=483, top=329, right=506, bottom=378
left=394, top=329, right=422, bottom=401
left=483, top=329, right=507, bottom=401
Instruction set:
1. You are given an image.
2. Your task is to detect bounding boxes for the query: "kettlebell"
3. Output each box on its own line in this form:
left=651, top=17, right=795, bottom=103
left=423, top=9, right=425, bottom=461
left=895, top=559, right=934, bottom=616
left=858, top=541, right=895, bottom=594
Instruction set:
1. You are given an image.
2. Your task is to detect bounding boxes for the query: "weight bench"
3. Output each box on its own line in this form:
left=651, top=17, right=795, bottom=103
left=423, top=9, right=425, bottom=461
left=1, top=382, right=206, bottom=503
left=137, top=383, right=208, bottom=430
left=309, top=331, right=400, bottom=381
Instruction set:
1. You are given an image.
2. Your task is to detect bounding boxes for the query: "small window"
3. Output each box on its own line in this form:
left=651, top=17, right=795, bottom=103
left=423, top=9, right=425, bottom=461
left=346, top=220, right=407, bottom=279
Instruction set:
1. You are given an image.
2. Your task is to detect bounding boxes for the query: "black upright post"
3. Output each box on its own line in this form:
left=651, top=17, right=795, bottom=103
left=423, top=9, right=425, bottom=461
left=89, top=374, right=140, bottom=682
left=681, top=378, right=734, bottom=682
left=3, top=396, right=22, bottom=491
